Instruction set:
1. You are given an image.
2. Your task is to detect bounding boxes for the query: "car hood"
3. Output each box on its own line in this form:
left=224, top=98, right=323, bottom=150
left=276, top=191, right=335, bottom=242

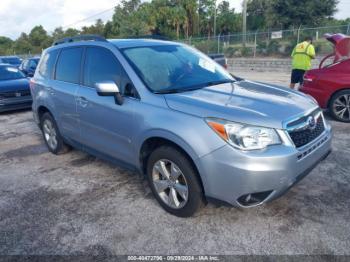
left=0, top=78, right=29, bottom=93
left=164, top=80, right=318, bottom=129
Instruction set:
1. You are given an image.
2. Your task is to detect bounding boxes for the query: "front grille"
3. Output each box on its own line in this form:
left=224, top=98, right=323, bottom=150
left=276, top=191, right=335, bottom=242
left=0, top=89, right=31, bottom=98
left=288, top=115, right=325, bottom=148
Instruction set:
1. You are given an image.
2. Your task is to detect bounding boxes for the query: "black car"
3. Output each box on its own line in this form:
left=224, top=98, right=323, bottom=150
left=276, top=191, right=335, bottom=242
left=0, top=56, right=22, bottom=68
left=0, top=64, right=32, bottom=112
left=208, top=54, right=227, bottom=69
left=19, top=57, right=40, bottom=77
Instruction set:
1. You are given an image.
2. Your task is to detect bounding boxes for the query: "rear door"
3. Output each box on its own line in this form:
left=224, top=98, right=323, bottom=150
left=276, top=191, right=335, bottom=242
left=76, top=46, right=137, bottom=165
left=53, top=47, right=83, bottom=141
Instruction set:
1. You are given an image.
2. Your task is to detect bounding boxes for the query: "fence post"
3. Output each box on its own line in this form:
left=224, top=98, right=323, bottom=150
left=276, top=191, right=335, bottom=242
left=347, top=24, right=350, bottom=35
left=297, top=25, right=302, bottom=43
left=254, top=30, right=258, bottom=58
left=217, top=33, right=220, bottom=53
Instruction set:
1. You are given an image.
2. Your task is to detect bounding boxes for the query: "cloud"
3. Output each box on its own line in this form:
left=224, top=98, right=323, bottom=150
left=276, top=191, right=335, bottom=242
left=0, top=0, right=349, bottom=40
left=0, top=0, right=118, bottom=39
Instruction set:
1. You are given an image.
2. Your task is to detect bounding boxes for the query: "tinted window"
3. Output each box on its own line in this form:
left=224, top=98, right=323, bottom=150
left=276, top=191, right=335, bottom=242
left=28, top=59, right=38, bottom=68
left=56, top=47, right=83, bottom=84
left=83, top=47, right=121, bottom=88
left=38, top=50, right=59, bottom=79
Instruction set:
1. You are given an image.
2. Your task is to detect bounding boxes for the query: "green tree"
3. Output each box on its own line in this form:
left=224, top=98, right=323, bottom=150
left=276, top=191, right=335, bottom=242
left=0, top=36, right=13, bottom=55
left=28, top=25, right=51, bottom=53
left=247, top=0, right=339, bottom=30
left=247, top=0, right=269, bottom=30
left=13, top=33, right=32, bottom=54
left=217, top=1, right=241, bottom=35
left=81, top=19, right=105, bottom=35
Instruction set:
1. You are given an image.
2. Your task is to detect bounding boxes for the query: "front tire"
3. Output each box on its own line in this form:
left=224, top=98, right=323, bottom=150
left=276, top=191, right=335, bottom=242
left=329, top=90, right=350, bottom=123
left=146, top=146, right=204, bottom=217
left=40, top=112, right=71, bottom=154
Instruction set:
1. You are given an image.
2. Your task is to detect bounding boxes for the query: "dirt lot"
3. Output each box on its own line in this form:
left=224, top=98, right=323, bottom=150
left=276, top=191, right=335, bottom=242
left=0, top=73, right=349, bottom=255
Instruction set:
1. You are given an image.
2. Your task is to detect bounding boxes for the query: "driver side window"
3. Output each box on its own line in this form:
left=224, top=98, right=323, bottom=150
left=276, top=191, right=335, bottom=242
left=83, top=47, right=138, bottom=98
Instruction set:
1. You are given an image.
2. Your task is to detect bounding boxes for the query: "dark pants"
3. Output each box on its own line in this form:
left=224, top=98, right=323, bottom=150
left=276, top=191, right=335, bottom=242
left=291, top=69, right=306, bottom=84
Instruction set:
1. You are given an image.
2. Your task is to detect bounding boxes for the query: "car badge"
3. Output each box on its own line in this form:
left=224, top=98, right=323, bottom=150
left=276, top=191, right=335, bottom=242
left=307, top=116, right=316, bottom=130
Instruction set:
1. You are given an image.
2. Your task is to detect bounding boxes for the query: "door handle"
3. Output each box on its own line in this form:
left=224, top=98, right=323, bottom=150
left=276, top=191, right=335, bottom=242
left=77, top=96, right=88, bottom=107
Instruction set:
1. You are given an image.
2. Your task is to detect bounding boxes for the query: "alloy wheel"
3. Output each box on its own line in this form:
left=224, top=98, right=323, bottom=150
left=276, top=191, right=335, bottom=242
left=333, top=94, right=350, bottom=121
left=43, top=119, right=58, bottom=150
left=152, top=159, right=189, bottom=209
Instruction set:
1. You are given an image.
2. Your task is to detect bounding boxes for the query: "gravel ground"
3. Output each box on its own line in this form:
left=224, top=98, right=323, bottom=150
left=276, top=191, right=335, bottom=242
left=0, top=72, right=349, bottom=255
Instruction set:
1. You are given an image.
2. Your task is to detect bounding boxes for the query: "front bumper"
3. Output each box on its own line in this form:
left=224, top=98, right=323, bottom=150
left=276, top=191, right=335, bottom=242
left=0, top=96, right=32, bottom=113
left=195, top=124, right=332, bottom=207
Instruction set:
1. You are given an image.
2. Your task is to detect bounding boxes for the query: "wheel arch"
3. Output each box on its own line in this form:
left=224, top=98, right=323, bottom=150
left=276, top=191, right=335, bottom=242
left=327, top=87, right=350, bottom=109
left=138, top=134, right=206, bottom=195
left=37, top=105, right=51, bottom=120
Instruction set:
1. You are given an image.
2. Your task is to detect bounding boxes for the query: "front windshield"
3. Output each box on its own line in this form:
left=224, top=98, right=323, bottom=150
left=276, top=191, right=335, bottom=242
left=121, top=44, right=234, bottom=93
left=2, top=57, right=21, bottom=65
left=0, top=66, right=25, bottom=81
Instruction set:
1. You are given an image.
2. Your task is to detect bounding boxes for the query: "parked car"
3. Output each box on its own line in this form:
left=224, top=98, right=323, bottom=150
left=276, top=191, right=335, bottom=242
left=31, top=35, right=332, bottom=217
left=208, top=54, right=228, bottom=69
left=300, top=33, right=350, bottom=122
left=0, top=56, right=22, bottom=68
left=19, top=57, right=40, bottom=77
left=0, top=64, right=32, bottom=112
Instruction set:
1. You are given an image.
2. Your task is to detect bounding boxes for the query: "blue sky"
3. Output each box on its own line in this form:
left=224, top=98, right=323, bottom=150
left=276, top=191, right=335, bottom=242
left=0, top=0, right=349, bottom=40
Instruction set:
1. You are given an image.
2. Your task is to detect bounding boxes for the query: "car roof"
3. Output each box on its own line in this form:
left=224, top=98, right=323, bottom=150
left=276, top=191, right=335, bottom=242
left=0, top=56, right=21, bottom=58
left=26, top=57, right=40, bottom=60
left=108, top=39, right=180, bottom=49
left=44, top=37, right=182, bottom=54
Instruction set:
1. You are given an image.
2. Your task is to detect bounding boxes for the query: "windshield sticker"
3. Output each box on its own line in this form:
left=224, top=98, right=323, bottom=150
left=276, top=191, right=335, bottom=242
left=198, top=58, right=216, bottom=73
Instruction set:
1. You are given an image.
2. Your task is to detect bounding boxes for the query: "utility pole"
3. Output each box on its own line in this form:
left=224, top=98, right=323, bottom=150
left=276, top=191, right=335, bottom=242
left=242, top=0, right=248, bottom=46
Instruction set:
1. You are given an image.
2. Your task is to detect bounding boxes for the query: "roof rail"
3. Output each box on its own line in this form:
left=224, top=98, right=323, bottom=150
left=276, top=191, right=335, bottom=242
left=52, top=34, right=107, bottom=46
left=128, top=35, right=170, bottom=41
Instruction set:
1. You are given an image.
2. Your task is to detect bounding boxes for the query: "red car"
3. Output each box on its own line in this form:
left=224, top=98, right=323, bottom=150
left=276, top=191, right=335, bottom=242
left=300, top=34, right=350, bottom=122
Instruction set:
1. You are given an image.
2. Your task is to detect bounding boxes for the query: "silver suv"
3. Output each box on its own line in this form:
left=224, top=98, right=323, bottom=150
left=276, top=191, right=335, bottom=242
left=31, top=35, right=332, bottom=217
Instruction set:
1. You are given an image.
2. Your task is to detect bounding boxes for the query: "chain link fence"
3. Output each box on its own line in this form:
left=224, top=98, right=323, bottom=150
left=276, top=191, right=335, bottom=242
left=180, top=24, right=350, bottom=58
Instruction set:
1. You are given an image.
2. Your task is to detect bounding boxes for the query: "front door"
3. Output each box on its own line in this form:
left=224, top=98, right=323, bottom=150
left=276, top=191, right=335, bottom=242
left=76, top=46, right=137, bottom=165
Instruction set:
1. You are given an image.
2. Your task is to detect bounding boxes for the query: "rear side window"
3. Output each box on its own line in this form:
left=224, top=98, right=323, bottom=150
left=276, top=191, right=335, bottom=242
left=83, top=47, right=121, bottom=88
left=56, top=47, right=83, bottom=84
left=38, top=49, right=59, bottom=79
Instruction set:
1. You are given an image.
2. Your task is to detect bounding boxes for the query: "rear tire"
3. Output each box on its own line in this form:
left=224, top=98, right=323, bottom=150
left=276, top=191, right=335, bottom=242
left=146, top=146, right=204, bottom=217
left=40, top=112, right=71, bottom=154
left=329, top=90, right=350, bottom=123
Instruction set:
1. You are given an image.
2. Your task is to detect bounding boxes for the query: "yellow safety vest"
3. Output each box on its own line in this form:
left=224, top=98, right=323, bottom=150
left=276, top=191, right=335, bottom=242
left=291, top=41, right=316, bottom=71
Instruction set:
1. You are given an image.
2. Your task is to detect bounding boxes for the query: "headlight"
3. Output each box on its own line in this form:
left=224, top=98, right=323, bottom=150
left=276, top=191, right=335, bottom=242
left=206, top=118, right=281, bottom=150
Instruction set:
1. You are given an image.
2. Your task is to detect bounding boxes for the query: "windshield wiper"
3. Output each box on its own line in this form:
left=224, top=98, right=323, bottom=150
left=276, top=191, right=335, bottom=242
left=154, top=89, right=187, bottom=94
left=204, top=79, right=235, bottom=87
left=154, top=79, right=235, bottom=94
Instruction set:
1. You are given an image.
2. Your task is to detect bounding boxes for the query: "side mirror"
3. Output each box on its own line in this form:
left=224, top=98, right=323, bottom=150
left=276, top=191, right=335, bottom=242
left=96, top=82, right=124, bottom=105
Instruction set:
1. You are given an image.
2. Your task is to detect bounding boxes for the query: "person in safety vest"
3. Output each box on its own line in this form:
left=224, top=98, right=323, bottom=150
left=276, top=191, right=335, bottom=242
left=290, top=36, right=316, bottom=89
